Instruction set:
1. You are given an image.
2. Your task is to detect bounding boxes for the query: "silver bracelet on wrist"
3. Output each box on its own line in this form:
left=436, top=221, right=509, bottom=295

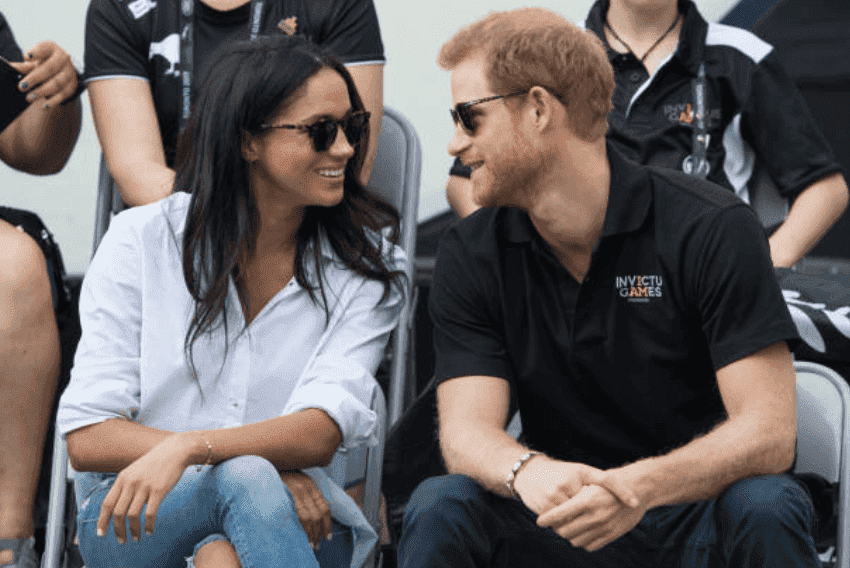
left=505, top=451, right=540, bottom=498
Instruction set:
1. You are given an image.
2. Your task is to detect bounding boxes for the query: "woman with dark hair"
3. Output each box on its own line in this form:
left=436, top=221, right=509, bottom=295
left=56, top=35, right=405, bottom=568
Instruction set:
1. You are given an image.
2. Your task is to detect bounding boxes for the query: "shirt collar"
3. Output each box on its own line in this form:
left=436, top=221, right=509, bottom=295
left=585, top=0, right=708, bottom=76
left=501, top=142, right=653, bottom=245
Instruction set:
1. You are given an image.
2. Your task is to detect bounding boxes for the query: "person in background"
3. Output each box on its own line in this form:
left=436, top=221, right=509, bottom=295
left=84, top=0, right=385, bottom=207
left=0, top=11, right=81, bottom=568
left=400, top=8, right=818, bottom=567
left=58, top=36, right=404, bottom=568
left=445, top=0, right=848, bottom=270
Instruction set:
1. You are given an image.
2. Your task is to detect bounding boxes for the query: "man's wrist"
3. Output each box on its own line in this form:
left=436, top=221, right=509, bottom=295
left=505, top=451, right=541, bottom=498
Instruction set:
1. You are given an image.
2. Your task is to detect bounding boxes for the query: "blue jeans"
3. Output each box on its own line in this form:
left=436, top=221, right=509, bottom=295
left=76, top=456, right=353, bottom=568
left=399, top=473, right=820, bottom=568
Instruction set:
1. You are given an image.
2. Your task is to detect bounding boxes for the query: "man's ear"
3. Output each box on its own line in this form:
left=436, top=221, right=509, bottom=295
left=241, top=130, right=259, bottom=162
left=527, top=86, right=556, bottom=132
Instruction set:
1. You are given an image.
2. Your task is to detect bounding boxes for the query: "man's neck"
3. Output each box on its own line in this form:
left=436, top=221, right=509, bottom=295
left=526, top=141, right=610, bottom=281
left=606, top=1, right=680, bottom=48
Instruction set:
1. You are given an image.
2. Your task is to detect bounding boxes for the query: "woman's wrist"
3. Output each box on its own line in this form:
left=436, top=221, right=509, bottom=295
left=174, top=431, right=212, bottom=466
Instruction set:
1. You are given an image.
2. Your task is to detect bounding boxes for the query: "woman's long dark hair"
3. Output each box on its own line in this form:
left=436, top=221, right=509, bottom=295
left=172, top=35, right=404, bottom=376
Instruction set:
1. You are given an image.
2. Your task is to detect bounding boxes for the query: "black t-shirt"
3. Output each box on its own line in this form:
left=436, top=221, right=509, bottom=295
left=0, top=12, right=23, bottom=61
left=84, top=0, right=384, bottom=166
left=583, top=0, right=841, bottom=203
left=430, top=146, right=799, bottom=470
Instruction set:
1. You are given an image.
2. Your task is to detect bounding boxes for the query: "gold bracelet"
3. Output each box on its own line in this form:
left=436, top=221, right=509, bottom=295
left=203, top=439, right=213, bottom=466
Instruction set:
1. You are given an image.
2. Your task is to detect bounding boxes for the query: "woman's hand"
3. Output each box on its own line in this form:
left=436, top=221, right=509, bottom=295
left=9, top=40, right=78, bottom=108
left=97, top=432, right=200, bottom=543
left=279, top=470, right=333, bottom=550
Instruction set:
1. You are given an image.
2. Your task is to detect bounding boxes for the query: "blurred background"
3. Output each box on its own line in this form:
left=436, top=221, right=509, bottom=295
left=0, top=0, right=824, bottom=274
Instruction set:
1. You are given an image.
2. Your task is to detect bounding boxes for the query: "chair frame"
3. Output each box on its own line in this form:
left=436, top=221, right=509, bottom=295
left=794, top=360, right=850, bottom=568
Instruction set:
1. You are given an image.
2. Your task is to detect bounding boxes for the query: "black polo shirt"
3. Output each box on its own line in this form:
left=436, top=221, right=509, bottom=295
left=430, top=146, right=799, bottom=470
left=584, top=0, right=841, bottom=203
left=0, top=12, right=23, bottom=61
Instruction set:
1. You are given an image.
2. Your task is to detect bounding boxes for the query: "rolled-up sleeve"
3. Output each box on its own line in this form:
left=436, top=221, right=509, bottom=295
left=283, top=244, right=406, bottom=449
left=57, top=210, right=144, bottom=437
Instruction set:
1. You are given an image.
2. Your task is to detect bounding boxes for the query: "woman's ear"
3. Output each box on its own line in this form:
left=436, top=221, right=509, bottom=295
left=241, top=130, right=259, bottom=162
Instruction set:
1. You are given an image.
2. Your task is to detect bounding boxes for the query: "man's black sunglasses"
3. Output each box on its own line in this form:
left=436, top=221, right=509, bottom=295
left=450, top=90, right=529, bottom=134
left=260, top=111, right=370, bottom=152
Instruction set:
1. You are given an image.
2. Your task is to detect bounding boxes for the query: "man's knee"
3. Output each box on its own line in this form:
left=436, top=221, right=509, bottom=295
left=716, top=475, right=815, bottom=535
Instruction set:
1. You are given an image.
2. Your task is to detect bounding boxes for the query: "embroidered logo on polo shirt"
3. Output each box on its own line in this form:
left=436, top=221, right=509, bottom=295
left=278, top=17, right=298, bottom=35
left=615, top=275, right=663, bottom=303
left=663, top=102, right=721, bottom=128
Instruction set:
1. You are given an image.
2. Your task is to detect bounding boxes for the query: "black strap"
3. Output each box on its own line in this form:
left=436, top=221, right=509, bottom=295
left=178, top=0, right=264, bottom=134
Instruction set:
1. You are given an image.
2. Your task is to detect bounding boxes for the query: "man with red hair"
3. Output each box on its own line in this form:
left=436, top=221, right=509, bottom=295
left=399, top=8, right=819, bottom=568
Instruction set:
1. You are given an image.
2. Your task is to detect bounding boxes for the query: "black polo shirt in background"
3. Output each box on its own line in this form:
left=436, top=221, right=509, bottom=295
left=583, top=0, right=841, bottom=204
left=430, top=146, right=799, bottom=470
left=0, top=12, right=23, bottom=61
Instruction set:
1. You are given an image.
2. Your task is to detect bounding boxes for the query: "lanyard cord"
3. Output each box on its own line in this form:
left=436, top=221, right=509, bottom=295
left=604, top=12, right=681, bottom=65
left=178, top=0, right=264, bottom=134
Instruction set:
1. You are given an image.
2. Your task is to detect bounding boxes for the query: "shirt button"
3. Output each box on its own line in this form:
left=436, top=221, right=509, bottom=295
left=232, top=402, right=239, bottom=408
left=630, top=72, right=643, bottom=83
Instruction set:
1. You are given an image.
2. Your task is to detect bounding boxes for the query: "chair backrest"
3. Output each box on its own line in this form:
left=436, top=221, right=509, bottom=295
left=793, top=360, right=850, bottom=568
left=366, top=107, right=421, bottom=428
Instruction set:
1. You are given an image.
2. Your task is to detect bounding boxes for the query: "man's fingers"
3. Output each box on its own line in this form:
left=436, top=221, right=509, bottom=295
left=587, top=471, right=639, bottom=508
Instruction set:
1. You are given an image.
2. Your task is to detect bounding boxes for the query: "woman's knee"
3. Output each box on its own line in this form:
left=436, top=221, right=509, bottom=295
left=212, top=456, right=296, bottom=519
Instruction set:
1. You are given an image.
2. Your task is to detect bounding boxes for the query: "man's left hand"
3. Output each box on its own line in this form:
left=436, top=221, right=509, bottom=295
left=536, top=476, right=648, bottom=552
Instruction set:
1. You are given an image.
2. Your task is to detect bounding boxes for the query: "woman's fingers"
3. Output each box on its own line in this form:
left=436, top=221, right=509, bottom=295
left=126, top=487, right=150, bottom=542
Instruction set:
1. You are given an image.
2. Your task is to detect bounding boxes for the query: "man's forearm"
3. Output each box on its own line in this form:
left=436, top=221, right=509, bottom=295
left=441, top=422, right=535, bottom=498
left=612, top=414, right=795, bottom=510
left=769, top=172, right=849, bottom=267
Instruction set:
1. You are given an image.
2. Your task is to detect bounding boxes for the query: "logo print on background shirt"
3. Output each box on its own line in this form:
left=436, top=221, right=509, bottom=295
left=615, top=275, right=663, bottom=303
left=128, top=0, right=157, bottom=20
left=278, top=17, right=298, bottom=35
left=149, top=34, right=180, bottom=77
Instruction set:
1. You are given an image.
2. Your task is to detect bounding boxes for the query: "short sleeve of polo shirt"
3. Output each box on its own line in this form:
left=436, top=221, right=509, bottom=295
left=740, top=50, right=841, bottom=201
left=84, top=0, right=151, bottom=82
left=429, top=224, right=514, bottom=385
left=688, top=202, right=799, bottom=370
left=0, top=12, right=24, bottom=61
left=306, top=0, right=384, bottom=65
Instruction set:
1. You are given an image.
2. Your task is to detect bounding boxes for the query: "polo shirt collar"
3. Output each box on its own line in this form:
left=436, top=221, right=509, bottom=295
left=585, top=0, right=708, bottom=76
left=501, top=143, right=652, bottom=245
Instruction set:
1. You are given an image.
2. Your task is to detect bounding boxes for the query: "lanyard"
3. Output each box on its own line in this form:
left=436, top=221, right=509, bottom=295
left=684, top=63, right=710, bottom=179
left=178, top=0, right=265, bottom=133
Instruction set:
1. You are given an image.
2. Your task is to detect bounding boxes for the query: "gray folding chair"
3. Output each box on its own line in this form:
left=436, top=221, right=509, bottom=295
left=794, top=360, right=850, bottom=568
left=42, top=105, right=422, bottom=568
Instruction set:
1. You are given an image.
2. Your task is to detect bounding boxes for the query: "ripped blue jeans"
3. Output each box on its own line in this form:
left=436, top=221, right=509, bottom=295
left=75, top=456, right=353, bottom=568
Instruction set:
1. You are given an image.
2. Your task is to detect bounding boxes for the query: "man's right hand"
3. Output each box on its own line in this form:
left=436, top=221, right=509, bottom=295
left=512, top=455, right=638, bottom=515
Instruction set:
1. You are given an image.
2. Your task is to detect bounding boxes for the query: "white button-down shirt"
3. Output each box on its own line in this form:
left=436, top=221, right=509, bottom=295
left=58, top=191, right=404, bottom=450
